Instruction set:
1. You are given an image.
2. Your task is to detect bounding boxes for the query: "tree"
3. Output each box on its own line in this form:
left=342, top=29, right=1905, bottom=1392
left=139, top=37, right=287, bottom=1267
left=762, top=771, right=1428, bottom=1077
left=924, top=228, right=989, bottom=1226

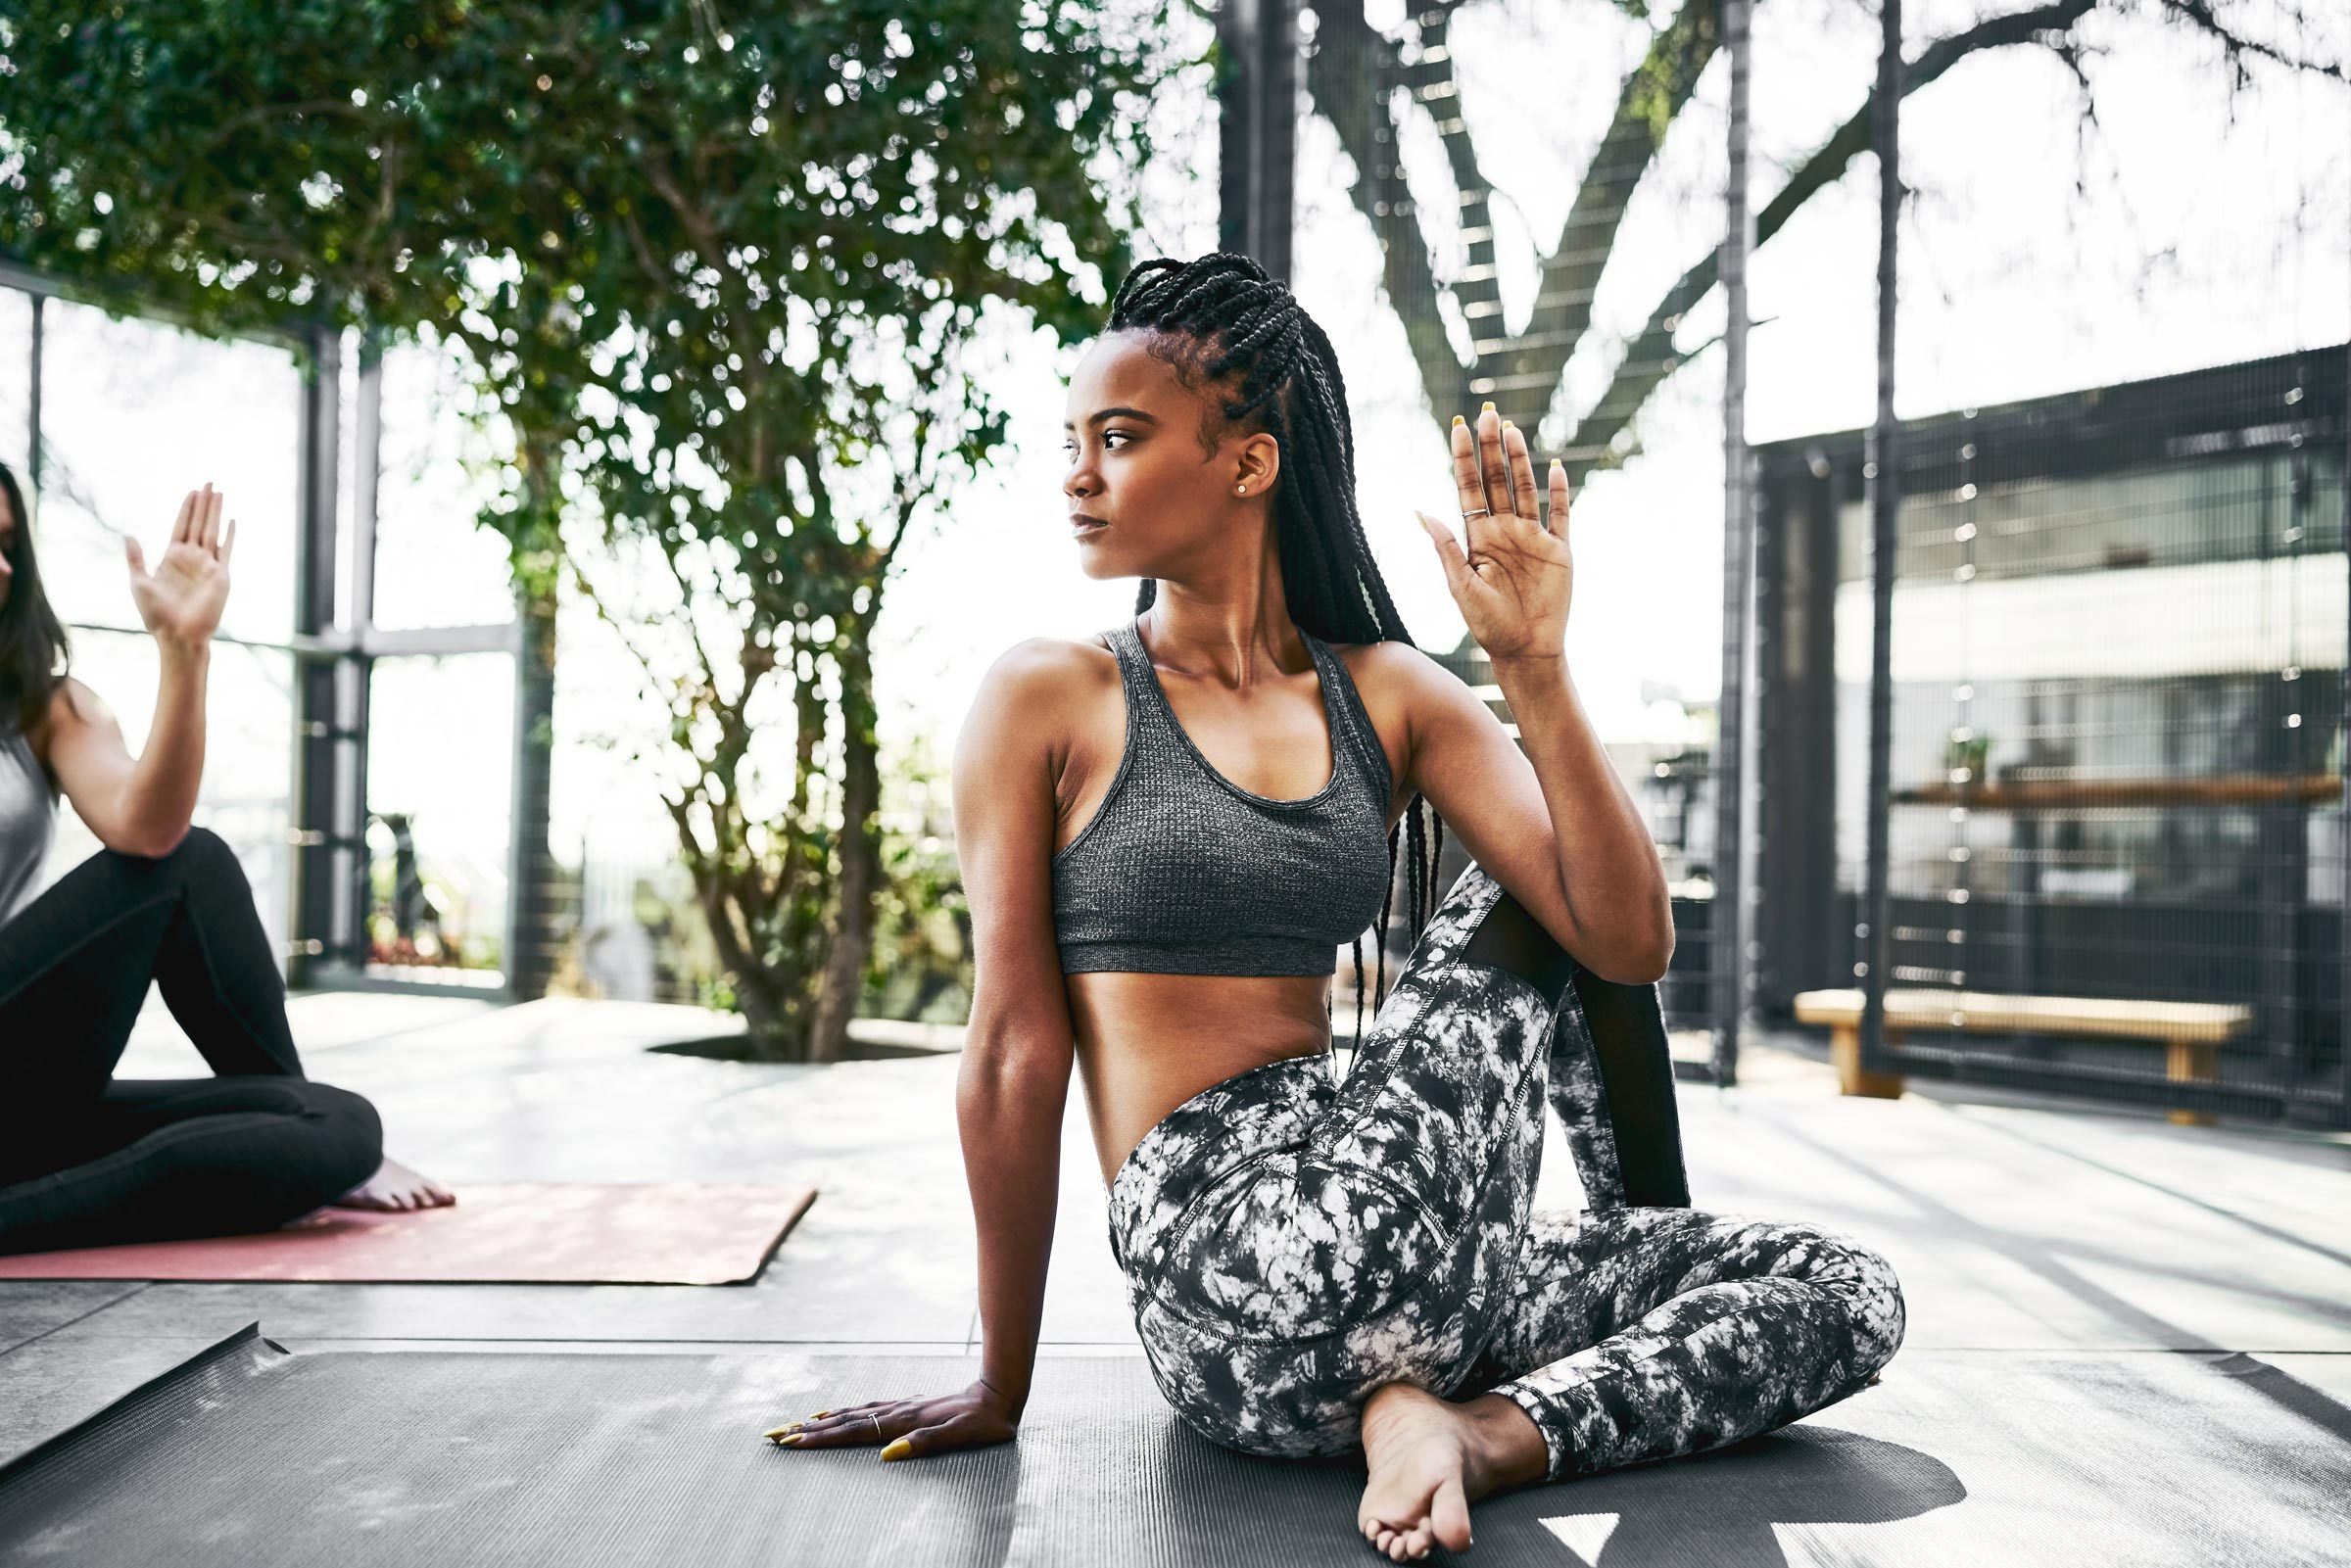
left=0, top=0, right=1197, bottom=1059
left=1301, top=0, right=2346, bottom=480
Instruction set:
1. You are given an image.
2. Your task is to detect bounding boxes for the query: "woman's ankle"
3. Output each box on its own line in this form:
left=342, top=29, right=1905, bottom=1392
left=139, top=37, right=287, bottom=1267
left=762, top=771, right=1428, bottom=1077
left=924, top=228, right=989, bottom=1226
left=1459, top=1392, right=1552, bottom=1491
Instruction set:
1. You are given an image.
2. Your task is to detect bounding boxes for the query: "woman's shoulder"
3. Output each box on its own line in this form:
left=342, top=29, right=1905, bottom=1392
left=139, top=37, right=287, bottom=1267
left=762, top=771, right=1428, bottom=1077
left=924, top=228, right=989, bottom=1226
left=1319, top=634, right=1438, bottom=701
left=970, top=632, right=1119, bottom=704
left=956, top=634, right=1123, bottom=764
left=21, top=676, right=105, bottom=757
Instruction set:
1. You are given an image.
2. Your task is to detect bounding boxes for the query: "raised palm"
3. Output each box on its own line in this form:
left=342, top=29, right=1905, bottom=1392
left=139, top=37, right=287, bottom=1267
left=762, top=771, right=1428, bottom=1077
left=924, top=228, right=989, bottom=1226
left=129, top=484, right=235, bottom=648
left=1414, top=406, right=1573, bottom=663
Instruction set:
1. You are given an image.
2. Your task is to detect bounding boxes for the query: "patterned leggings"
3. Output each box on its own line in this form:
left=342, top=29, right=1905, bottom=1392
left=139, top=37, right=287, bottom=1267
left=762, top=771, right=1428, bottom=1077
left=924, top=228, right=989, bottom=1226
left=1104, top=862, right=1906, bottom=1483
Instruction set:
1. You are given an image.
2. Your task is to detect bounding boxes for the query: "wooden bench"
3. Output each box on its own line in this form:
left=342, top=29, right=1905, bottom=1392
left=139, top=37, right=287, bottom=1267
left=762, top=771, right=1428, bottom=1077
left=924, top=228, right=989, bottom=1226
left=1791, top=987, right=2255, bottom=1125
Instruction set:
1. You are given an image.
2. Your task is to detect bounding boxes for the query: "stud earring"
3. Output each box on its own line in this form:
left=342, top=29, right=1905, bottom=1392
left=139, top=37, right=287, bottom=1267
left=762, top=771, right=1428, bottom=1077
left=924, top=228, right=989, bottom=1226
left=1235, top=485, right=1246, bottom=495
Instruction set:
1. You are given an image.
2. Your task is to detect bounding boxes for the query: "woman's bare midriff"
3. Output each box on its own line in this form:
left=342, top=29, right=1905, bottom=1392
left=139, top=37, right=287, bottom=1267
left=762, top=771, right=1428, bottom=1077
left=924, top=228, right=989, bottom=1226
left=1068, top=971, right=1339, bottom=1188
left=1052, top=626, right=1407, bottom=1191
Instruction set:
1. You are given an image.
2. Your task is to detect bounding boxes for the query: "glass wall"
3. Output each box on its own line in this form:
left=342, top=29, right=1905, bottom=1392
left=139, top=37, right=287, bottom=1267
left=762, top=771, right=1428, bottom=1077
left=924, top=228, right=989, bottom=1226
left=0, top=275, right=531, bottom=994
left=0, top=291, right=28, bottom=476
left=363, top=651, right=515, bottom=984
left=1770, top=344, right=2350, bottom=1120
left=373, top=336, right=516, bottom=632
left=37, top=298, right=302, bottom=641
left=4, top=284, right=305, bottom=963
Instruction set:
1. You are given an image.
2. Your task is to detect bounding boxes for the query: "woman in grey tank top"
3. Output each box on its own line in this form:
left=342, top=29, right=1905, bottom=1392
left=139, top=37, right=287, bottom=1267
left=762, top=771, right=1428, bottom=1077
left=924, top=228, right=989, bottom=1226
left=769, top=254, right=1904, bottom=1562
left=0, top=464, right=453, bottom=1255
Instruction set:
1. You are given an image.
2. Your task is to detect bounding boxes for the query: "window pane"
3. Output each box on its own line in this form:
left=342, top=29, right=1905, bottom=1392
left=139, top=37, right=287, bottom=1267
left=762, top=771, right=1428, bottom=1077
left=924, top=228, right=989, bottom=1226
left=371, top=338, right=516, bottom=631
left=0, top=289, right=30, bottom=477
left=364, top=651, right=514, bottom=980
left=37, top=300, right=301, bottom=644
left=37, top=631, right=296, bottom=967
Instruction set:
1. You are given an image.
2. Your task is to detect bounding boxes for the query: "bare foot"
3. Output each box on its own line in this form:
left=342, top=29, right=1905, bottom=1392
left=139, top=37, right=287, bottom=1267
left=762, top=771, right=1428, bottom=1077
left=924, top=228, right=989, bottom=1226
left=330, top=1154, right=456, bottom=1212
left=1356, top=1383, right=1548, bottom=1561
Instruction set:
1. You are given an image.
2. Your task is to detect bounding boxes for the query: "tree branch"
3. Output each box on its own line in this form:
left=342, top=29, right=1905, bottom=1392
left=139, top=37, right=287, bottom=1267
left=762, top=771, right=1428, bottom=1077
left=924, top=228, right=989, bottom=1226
left=1501, top=0, right=1720, bottom=412
left=1562, top=0, right=2108, bottom=477
left=1304, top=2, right=1476, bottom=414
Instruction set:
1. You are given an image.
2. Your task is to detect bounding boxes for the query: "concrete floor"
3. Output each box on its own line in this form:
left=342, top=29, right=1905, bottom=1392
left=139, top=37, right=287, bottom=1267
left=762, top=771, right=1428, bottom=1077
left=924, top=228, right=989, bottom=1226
left=3, top=991, right=2348, bottom=1561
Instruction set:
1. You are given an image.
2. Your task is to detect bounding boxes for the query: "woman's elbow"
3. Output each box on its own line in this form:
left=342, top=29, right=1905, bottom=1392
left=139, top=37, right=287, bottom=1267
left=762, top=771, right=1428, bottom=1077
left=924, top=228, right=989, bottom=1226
left=958, top=1022, right=1075, bottom=1094
left=1586, top=925, right=1673, bottom=987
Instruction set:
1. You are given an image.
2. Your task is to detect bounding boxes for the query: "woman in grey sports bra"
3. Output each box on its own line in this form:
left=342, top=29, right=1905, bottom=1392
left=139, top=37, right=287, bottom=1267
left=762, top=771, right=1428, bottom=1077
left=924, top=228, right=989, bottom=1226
left=768, top=253, right=1903, bottom=1562
left=0, top=463, right=453, bottom=1256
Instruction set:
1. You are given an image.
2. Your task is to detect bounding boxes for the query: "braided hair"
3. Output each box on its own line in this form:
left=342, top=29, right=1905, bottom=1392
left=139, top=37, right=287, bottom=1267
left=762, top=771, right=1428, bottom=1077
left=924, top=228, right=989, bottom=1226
left=1104, top=251, right=1446, bottom=1046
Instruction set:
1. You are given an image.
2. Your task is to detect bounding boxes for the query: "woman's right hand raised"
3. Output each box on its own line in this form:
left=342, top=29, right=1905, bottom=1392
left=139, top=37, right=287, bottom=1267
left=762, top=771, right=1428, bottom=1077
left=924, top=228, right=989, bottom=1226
left=127, top=483, right=234, bottom=653
left=763, top=1376, right=1020, bottom=1461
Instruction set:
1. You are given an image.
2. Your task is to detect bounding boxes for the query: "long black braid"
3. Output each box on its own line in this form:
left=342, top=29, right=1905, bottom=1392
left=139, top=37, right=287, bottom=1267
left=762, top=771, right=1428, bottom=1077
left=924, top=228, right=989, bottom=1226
left=1105, top=251, right=1447, bottom=1050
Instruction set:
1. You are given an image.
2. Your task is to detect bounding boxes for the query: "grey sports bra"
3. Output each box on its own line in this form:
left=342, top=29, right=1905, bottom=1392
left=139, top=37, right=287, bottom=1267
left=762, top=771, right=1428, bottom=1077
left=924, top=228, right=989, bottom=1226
left=1050, top=617, right=1396, bottom=976
left=0, top=723, right=58, bottom=930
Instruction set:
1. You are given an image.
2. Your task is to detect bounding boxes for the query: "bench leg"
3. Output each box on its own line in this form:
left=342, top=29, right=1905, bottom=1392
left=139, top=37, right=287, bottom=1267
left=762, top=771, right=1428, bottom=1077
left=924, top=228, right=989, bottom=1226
left=1833, top=1022, right=1904, bottom=1100
left=2165, top=1037, right=2218, bottom=1127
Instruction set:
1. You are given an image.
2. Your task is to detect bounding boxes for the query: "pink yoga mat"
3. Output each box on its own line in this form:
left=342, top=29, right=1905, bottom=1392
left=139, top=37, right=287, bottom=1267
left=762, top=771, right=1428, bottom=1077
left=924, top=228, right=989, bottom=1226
left=0, top=1182, right=818, bottom=1285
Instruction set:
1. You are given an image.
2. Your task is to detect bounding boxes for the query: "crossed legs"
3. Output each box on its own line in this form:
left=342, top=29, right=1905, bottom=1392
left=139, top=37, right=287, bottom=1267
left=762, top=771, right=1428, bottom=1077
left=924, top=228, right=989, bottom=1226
left=1344, top=866, right=1905, bottom=1557
left=0, top=829, right=387, bottom=1253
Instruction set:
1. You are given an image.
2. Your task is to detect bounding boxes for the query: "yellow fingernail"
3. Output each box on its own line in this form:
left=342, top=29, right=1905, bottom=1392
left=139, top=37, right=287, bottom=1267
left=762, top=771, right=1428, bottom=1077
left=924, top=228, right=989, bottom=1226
left=1452, top=413, right=1465, bottom=427
left=809, top=1410, right=830, bottom=1419
left=1481, top=401, right=1496, bottom=413
left=880, top=1438, right=912, bottom=1460
left=777, top=1433, right=803, bottom=1445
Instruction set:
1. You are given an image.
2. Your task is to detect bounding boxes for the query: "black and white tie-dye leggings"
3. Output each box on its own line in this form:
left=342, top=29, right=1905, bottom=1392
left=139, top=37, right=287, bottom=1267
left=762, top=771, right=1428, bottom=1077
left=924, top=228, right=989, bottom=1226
left=1104, top=861, right=1906, bottom=1483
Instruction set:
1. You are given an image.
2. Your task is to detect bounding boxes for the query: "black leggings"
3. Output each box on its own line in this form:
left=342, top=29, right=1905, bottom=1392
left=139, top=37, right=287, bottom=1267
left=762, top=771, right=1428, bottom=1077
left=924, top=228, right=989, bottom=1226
left=0, top=828, right=383, bottom=1255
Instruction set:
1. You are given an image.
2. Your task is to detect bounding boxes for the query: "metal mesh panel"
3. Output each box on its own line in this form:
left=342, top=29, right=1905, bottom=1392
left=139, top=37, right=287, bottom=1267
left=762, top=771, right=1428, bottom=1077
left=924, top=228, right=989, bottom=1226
left=1761, top=342, right=2349, bottom=1124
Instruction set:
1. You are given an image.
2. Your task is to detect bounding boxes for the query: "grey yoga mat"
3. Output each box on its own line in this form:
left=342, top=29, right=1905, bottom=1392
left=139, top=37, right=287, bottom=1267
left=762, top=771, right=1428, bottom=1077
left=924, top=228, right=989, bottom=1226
left=3, top=1327, right=2346, bottom=1566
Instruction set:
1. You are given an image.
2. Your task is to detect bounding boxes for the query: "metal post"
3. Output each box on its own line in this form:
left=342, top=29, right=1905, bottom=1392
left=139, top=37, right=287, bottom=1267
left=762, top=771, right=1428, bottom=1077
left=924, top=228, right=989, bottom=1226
left=2339, top=324, right=2351, bottom=1122
left=1217, top=0, right=1297, bottom=281
left=1708, top=0, right=1756, bottom=1087
left=24, top=294, right=40, bottom=489
left=340, top=336, right=382, bottom=974
left=290, top=327, right=345, bottom=984
left=1860, top=0, right=1903, bottom=1073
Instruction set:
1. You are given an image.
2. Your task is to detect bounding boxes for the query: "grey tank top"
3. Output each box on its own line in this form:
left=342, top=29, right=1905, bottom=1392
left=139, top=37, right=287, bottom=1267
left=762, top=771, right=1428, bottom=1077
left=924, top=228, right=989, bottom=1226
left=1051, top=617, right=1397, bottom=976
left=0, top=723, right=58, bottom=930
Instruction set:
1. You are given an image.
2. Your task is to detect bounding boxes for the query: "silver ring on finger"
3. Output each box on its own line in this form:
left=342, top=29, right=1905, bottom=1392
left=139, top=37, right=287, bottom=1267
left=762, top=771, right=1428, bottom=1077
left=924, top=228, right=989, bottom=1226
left=869, top=1413, right=884, bottom=1440
left=1463, top=506, right=1492, bottom=520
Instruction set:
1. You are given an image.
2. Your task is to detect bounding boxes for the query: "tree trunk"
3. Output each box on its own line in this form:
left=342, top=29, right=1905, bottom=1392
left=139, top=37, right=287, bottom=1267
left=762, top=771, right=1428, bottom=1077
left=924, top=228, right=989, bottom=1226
left=735, top=982, right=804, bottom=1064
left=807, top=633, right=886, bottom=1064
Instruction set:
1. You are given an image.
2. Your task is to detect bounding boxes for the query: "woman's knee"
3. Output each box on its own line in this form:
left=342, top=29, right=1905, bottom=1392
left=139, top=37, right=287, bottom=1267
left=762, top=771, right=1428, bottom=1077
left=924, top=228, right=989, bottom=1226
left=1789, top=1223, right=1906, bottom=1374
left=159, top=824, right=240, bottom=879
left=92, top=825, right=247, bottom=903
left=95, top=822, right=219, bottom=867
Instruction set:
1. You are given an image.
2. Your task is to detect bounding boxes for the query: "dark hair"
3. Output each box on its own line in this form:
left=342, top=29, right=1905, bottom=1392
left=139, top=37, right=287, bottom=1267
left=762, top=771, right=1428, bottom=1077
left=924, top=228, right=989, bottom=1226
left=1105, top=251, right=1446, bottom=1042
left=0, top=460, right=70, bottom=737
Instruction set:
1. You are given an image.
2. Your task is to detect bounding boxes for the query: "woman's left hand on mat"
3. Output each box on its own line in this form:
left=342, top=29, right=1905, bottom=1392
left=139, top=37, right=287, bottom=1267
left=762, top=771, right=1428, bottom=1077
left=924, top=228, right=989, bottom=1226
left=763, top=1377, right=1019, bottom=1460
left=1413, top=404, right=1572, bottom=665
